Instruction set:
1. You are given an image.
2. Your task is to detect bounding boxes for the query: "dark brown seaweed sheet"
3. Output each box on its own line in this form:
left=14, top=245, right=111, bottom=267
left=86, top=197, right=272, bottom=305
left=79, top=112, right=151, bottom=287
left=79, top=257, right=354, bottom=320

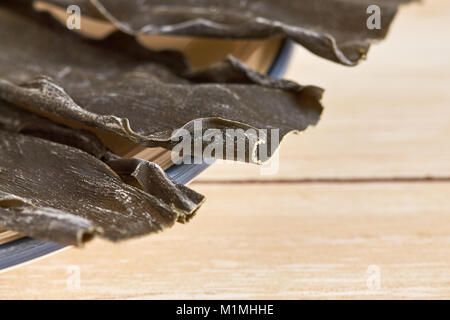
left=0, top=100, right=205, bottom=227
left=0, top=98, right=110, bottom=159
left=0, top=100, right=205, bottom=245
left=0, top=206, right=98, bottom=246
left=42, top=0, right=415, bottom=65
left=0, top=129, right=205, bottom=246
left=0, top=4, right=323, bottom=164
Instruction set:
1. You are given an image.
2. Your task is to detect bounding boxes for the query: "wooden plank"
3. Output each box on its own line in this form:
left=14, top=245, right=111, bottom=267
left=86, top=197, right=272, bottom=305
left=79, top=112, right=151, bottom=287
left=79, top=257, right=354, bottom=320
left=1, top=183, right=449, bottom=299
left=199, top=0, right=450, bottom=181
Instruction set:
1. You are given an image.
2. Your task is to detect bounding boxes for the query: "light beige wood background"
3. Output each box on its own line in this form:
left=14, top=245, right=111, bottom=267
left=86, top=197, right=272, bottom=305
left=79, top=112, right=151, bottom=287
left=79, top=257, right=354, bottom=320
left=1, top=0, right=449, bottom=299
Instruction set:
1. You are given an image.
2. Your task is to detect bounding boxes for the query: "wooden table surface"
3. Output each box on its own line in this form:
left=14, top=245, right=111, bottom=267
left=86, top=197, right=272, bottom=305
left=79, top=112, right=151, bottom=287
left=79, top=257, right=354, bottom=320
left=1, top=0, right=450, bottom=299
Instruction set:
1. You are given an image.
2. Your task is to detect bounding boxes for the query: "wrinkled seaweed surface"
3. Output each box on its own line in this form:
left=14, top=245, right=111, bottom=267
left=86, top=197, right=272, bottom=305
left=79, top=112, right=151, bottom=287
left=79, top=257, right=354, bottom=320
left=0, top=4, right=323, bottom=164
left=0, top=100, right=205, bottom=245
left=43, top=0, right=415, bottom=65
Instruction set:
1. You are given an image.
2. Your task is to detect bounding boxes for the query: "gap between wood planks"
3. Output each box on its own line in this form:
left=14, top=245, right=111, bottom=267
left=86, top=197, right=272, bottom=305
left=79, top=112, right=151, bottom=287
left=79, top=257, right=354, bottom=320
left=192, top=176, right=450, bottom=185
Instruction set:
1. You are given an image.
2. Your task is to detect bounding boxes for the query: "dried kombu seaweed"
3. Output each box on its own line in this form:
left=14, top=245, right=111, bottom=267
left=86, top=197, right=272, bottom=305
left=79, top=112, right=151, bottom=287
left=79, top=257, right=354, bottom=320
left=0, top=100, right=205, bottom=226
left=0, top=127, right=205, bottom=246
left=41, top=0, right=415, bottom=65
left=0, top=98, right=109, bottom=159
left=0, top=206, right=98, bottom=246
left=0, top=4, right=323, bottom=164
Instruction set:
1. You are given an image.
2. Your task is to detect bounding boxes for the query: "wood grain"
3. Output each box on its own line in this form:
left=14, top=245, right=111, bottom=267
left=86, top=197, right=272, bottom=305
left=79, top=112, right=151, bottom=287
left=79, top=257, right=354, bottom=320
left=1, top=0, right=449, bottom=300
left=1, top=183, right=450, bottom=299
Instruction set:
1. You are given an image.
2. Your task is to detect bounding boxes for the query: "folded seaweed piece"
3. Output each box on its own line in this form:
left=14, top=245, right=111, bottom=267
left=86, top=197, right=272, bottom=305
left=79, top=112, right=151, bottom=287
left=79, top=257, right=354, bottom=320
left=0, top=100, right=205, bottom=226
left=0, top=98, right=109, bottom=160
left=40, top=0, right=414, bottom=65
left=0, top=4, right=323, bottom=164
left=0, top=126, right=205, bottom=246
left=0, top=206, right=98, bottom=246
